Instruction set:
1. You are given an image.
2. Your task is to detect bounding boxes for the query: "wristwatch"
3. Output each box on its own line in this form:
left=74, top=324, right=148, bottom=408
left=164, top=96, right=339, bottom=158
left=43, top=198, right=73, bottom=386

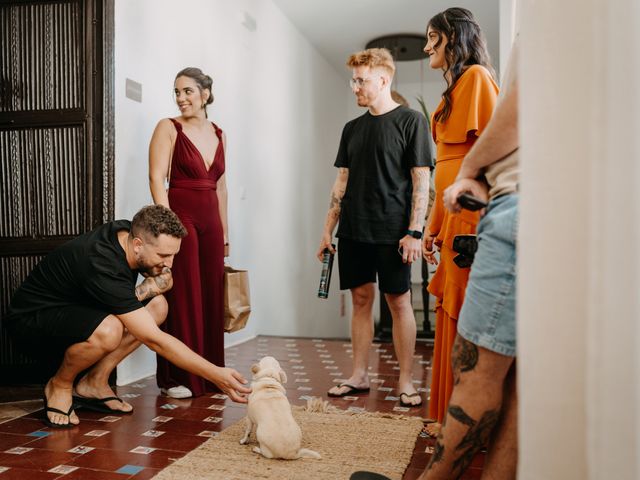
left=406, top=229, right=423, bottom=239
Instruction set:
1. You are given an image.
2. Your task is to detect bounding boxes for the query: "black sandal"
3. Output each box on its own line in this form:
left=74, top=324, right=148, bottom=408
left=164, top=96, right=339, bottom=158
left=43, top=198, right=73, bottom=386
left=41, top=395, right=75, bottom=429
left=350, top=472, right=392, bottom=480
left=73, top=395, right=133, bottom=415
left=399, top=392, right=423, bottom=408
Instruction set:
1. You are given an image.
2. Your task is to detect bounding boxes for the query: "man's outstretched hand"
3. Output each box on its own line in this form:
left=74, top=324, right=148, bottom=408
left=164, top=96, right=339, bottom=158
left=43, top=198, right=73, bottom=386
left=210, top=366, right=252, bottom=403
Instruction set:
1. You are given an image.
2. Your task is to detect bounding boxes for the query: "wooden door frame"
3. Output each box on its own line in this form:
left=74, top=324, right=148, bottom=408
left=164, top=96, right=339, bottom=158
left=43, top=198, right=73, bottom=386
left=0, top=0, right=115, bottom=384
left=0, top=0, right=114, bottom=256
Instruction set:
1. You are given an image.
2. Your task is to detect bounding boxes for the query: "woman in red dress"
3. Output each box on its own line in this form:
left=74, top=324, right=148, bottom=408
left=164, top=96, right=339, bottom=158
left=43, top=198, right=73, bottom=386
left=149, top=67, right=228, bottom=398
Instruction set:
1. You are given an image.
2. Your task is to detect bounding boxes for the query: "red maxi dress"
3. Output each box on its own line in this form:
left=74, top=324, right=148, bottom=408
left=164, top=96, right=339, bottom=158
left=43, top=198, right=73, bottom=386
left=156, top=118, right=226, bottom=396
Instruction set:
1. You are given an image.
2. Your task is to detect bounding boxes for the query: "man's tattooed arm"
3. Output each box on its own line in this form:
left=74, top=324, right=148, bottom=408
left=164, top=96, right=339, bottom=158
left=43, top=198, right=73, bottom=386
left=322, top=168, right=349, bottom=237
left=409, top=167, right=431, bottom=231
left=135, top=267, right=173, bottom=301
left=135, top=280, right=156, bottom=301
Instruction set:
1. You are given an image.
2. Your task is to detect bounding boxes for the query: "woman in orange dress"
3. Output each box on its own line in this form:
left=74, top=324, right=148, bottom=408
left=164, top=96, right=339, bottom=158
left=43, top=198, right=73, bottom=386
left=422, top=7, right=499, bottom=434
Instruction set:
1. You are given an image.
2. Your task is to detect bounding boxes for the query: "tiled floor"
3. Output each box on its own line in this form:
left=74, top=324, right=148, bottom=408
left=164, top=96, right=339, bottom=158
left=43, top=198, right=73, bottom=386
left=0, top=336, right=484, bottom=479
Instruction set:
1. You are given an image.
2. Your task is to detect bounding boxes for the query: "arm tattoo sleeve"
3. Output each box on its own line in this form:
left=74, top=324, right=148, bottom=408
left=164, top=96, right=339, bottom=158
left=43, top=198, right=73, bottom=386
left=326, top=168, right=348, bottom=222
left=135, top=280, right=158, bottom=301
left=328, top=191, right=342, bottom=218
left=410, top=167, right=430, bottom=228
left=153, top=274, right=170, bottom=292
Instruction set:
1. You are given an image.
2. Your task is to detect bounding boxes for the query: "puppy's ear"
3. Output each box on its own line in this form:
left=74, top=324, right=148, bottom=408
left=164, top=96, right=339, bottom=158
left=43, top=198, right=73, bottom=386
left=251, top=363, right=260, bottom=374
left=279, top=369, right=288, bottom=384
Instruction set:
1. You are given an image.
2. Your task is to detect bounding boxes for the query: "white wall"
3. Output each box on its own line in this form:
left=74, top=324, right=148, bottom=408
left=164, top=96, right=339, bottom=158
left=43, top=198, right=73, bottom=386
left=519, top=0, right=640, bottom=478
left=114, top=0, right=351, bottom=384
left=499, top=0, right=516, bottom=82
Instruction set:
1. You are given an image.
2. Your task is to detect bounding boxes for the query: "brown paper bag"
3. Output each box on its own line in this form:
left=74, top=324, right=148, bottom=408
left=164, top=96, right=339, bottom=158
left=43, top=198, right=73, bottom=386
left=223, top=265, right=251, bottom=333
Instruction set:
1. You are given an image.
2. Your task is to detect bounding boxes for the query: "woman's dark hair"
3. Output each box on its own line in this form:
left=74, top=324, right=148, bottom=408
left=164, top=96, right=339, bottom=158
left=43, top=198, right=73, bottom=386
left=427, top=7, right=494, bottom=123
left=175, top=67, right=214, bottom=116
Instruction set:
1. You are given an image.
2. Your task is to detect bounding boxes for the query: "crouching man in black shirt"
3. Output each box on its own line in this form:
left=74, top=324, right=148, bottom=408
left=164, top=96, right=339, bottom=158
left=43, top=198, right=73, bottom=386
left=5, top=205, right=250, bottom=428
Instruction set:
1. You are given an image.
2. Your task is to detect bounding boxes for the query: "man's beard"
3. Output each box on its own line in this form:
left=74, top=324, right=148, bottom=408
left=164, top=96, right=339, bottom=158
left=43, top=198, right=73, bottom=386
left=136, top=254, right=162, bottom=277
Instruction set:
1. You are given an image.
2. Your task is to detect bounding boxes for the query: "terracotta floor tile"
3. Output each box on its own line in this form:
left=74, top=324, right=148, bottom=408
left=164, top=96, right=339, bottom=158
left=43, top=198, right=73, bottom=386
left=0, top=448, right=78, bottom=471
left=0, top=433, right=33, bottom=451
left=130, top=467, right=162, bottom=479
left=62, top=467, right=131, bottom=479
left=0, top=467, right=60, bottom=479
left=26, top=429, right=96, bottom=452
left=0, top=418, right=47, bottom=435
left=84, top=429, right=207, bottom=453
left=68, top=447, right=181, bottom=471
left=403, top=467, right=427, bottom=480
left=0, top=336, right=488, bottom=479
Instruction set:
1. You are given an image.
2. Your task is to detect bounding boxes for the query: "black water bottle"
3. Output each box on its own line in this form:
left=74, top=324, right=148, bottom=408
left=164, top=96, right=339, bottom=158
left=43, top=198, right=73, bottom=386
left=317, top=244, right=336, bottom=299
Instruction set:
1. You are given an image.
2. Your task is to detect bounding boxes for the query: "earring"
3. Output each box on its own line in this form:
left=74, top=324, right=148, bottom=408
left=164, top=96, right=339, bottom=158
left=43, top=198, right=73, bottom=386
left=202, top=103, right=206, bottom=109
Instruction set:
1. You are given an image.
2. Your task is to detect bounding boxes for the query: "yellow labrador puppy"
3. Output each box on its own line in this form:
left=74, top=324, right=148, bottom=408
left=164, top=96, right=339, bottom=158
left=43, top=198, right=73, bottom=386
left=239, top=356, right=321, bottom=460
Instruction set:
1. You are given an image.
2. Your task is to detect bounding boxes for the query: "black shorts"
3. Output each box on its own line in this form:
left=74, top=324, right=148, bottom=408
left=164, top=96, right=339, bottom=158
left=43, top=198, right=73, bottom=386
left=5, top=305, right=111, bottom=359
left=337, top=238, right=411, bottom=294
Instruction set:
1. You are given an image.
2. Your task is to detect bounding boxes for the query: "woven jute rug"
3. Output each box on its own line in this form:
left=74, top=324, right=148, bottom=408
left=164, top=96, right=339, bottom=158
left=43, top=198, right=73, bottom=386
left=153, top=398, right=423, bottom=480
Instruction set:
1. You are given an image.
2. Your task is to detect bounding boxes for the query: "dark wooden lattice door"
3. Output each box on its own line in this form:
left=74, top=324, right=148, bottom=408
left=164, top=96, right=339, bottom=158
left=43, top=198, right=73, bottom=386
left=0, top=0, right=114, bottom=383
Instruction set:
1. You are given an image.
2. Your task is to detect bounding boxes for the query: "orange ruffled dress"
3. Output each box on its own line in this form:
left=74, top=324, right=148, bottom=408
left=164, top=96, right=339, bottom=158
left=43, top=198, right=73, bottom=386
left=427, top=65, right=499, bottom=423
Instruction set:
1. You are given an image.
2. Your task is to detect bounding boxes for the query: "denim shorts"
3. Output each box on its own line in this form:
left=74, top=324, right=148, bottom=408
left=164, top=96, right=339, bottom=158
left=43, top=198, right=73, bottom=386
left=458, top=194, right=518, bottom=357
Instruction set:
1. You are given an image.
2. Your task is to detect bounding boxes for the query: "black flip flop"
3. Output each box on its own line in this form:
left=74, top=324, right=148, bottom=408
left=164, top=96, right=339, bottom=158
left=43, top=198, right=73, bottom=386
left=42, top=395, right=75, bottom=429
left=327, top=383, right=371, bottom=398
left=73, top=395, right=134, bottom=415
left=350, top=471, right=392, bottom=480
left=399, top=392, right=423, bottom=408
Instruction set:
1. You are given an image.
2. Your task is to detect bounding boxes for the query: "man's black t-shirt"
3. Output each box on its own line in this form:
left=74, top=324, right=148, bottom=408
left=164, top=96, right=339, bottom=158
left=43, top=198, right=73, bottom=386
left=334, top=105, right=433, bottom=244
left=8, top=220, right=143, bottom=319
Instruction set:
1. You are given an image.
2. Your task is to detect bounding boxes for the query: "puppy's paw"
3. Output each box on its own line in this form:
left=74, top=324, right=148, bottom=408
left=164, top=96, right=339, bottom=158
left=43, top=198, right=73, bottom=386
left=239, top=437, right=248, bottom=445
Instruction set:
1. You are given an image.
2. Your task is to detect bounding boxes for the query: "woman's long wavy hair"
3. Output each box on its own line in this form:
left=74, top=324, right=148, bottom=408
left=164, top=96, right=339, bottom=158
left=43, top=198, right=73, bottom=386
left=428, top=7, right=495, bottom=123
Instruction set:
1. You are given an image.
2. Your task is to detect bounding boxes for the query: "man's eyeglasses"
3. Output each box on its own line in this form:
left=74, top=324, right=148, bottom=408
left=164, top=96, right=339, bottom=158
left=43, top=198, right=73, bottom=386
left=349, top=77, right=377, bottom=89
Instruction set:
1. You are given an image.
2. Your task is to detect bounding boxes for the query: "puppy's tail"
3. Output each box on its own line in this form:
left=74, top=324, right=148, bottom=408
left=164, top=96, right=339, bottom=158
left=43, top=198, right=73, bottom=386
left=296, top=448, right=321, bottom=460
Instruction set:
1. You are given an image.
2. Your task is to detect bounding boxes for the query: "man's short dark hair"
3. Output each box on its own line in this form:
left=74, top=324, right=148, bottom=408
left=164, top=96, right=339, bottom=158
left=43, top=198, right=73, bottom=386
left=131, top=205, right=187, bottom=240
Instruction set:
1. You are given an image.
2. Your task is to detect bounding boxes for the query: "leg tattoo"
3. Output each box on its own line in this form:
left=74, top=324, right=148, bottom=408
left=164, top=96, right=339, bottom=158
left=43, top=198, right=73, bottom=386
left=452, top=336, right=479, bottom=385
left=449, top=404, right=501, bottom=479
left=448, top=405, right=476, bottom=427
left=427, top=409, right=450, bottom=468
left=430, top=439, right=445, bottom=465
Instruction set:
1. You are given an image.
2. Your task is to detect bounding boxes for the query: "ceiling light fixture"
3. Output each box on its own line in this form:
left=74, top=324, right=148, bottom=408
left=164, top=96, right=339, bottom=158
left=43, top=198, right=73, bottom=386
left=365, top=34, right=426, bottom=62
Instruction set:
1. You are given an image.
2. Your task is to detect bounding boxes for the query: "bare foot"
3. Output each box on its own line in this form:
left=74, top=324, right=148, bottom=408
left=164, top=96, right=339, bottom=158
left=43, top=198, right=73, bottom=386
left=75, top=376, right=133, bottom=413
left=44, top=378, right=79, bottom=426
left=327, top=375, right=369, bottom=397
left=424, top=422, right=441, bottom=437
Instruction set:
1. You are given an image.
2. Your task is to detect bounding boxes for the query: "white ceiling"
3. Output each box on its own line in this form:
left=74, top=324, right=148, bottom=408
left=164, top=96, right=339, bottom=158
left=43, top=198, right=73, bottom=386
left=272, top=0, right=501, bottom=84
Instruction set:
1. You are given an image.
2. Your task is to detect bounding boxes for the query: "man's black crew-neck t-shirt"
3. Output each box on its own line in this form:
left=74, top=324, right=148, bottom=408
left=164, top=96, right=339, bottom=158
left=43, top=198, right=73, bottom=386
left=6, top=220, right=144, bottom=339
left=334, top=105, right=433, bottom=244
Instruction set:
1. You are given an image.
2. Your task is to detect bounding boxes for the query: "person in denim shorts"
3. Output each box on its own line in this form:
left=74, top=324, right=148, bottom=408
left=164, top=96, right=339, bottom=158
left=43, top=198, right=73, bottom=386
left=418, top=39, right=521, bottom=480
